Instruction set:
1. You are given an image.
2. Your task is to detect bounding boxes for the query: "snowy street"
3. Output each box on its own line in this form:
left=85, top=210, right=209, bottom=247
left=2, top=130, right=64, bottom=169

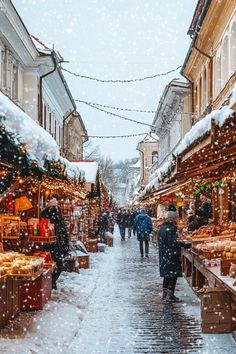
left=0, top=227, right=236, bottom=354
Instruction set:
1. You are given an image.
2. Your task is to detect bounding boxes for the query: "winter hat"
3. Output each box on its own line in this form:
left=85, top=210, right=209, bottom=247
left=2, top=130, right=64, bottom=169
left=167, top=204, right=177, bottom=219
left=47, top=198, right=58, bottom=208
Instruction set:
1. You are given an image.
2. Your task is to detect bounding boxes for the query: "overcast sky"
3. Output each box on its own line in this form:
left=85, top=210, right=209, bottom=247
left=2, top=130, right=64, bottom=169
left=13, top=0, right=197, bottom=161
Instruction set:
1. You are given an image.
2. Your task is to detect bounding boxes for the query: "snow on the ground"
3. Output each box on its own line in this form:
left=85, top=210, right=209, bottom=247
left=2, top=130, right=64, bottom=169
left=0, top=229, right=236, bottom=354
left=0, top=251, right=109, bottom=354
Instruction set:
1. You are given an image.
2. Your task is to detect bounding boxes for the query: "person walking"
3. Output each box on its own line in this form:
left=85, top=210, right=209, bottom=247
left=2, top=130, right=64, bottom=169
left=134, top=209, right=153, bottom=257
left=132, top=208, right=139, bottom=236
left=41, top=197, right=70, bottom=290
left=158, top=204, right=183, bottom=302
left=117, top=209, right=128, bottom=241
left=127, top=209, right=134, bottom=238
left=98, top=210, right=109, bottom=243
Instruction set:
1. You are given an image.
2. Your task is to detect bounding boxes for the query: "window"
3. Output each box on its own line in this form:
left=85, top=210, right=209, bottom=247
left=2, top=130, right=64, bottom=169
left=54, top=120, right=57, bottom=141
left=49, top=112, right=52, bottom=134
left=58, top=125, right=61, bottom=146
left=230, top=21, right=236, bottom=74
left=152, top=151, right=158, bottom=164
left=43, top=104, right=47, bottom=129
left=0, top=48, right=6, bottom=89
left=194, top=85, right=198, bottom=116
left=12, top=64, right=18, bottom=100
left=222, top=35, right=229, bottom=85
left=203, top=67, right=207, bottom=109
left=215, top=48, right=222, bottom=96
left=199, top=77, right=202, bottom=114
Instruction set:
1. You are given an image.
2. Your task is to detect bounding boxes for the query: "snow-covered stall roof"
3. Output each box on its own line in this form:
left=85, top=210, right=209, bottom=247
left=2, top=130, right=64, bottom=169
left=176, top=91, right=236, bottom=155
left=70, top=161, right=99, bottom=184
left=0, top=91, right=83, bottom=179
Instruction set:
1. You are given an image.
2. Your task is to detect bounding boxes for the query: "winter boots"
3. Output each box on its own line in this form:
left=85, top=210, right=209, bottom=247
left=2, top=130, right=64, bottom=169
left=162, top=288, right=168, bottom=300
left=167, top=290, right=181, bottom=302
left=162, top=289, right=181, bottom=302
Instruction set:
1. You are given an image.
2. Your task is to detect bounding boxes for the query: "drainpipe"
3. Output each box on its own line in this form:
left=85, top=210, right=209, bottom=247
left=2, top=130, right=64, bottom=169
left=38, top=52, right=57, bottom=126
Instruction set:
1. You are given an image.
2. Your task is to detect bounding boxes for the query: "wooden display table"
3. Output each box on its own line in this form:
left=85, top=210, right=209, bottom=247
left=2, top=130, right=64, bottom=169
left=182, top=249, right=235, bottom=290
left=182, top=248, right=236, bottom=330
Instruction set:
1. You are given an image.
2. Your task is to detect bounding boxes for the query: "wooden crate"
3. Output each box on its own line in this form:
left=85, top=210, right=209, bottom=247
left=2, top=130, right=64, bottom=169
left=220, top=258, right=236, bottom=276
left=77, top=254, right=90, bottom=269
left=86, top=239, right=98, bottom=253
left=107, top=238, right=113, bottom=247
left=62, top=258, right=76, bottom=272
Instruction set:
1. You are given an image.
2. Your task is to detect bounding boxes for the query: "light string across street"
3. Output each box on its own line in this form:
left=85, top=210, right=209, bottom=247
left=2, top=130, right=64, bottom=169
left=84, top=132, right=149, bottom=139
left=59, top=63, right=182, bottom=137
left=61, top=65, right=182, bottom=83
left=75, top=99, right=156, bottom=114
left=77, top=100, right=155, bottom=128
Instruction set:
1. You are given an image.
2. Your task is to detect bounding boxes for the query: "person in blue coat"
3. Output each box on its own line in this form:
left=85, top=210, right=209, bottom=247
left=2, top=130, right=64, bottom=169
left=134, top=209, right=153, bottom=257
left=158, top=205, right=184, bottom=302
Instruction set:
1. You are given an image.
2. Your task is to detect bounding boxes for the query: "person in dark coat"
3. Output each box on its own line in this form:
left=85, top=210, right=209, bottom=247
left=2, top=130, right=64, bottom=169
left=134, top=209, right=153, bottom=257
left=41, top=198, right=70, bottom=290
left=158, top=205, right=183, bottom=302
left=126, top=210, right=134, bottom=238
left=98, top=210, right=109, bottom=242
left=196, top=193, right=212, bottom=227
left=117, top=209, right=128, bottom=241
left=132, top=208, right=138, bottom=236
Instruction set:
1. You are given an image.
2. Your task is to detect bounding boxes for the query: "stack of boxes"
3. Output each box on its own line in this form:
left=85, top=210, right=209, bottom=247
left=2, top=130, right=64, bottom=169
left=200, top=287, right=232, bottom=333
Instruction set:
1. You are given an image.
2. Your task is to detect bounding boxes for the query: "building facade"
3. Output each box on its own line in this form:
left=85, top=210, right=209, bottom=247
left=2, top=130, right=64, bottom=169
left=182, top=0, right=236, bottom=121
left=124, top=160, right=140, bottom=205
left=64, top=111, right=88, bottom=160
left=0, top=0, right=87, bottom=160
left=151, top=80, right=191, bottom=168
left=136, top=135, right=158, bottom=187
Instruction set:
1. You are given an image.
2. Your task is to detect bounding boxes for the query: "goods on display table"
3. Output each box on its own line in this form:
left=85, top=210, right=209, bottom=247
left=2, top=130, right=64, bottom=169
left=181, top=223, right=236, bottom=242
left=0, top=251, right=46, bottom=277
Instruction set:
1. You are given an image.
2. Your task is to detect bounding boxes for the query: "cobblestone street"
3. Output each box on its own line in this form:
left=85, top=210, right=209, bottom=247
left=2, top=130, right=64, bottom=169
left=69, top=228, right=236, bottom=354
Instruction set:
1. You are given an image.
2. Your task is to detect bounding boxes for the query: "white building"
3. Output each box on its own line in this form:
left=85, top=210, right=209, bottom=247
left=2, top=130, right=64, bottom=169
left=136, top=134, right=158, bottom=187
left=0, top=0, right=87, bottom=160
left=143, top=80, right=191, bottom=188
left=125, top=160, right=140, bottom=205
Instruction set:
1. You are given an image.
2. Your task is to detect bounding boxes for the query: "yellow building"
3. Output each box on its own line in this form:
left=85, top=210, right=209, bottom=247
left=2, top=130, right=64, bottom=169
left=182, top=0, right=236, bottom=120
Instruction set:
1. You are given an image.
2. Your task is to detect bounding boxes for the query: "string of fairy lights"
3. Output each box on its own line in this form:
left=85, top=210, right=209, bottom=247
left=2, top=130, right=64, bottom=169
left=60, top=63, right=182, bottom=138
left=83, top=132, right=149, bottom=139
left=61, top=65, right=182, bottom=83
left=75, top=100, right=156, bottom=114
left=76, top=101, right=156, bottom=129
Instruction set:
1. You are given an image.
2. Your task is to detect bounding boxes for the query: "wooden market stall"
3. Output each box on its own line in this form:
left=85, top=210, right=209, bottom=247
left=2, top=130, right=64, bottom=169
left=140, top=105, right=236, bottom=332
left=69, top=160, right=110, bottom=252
left=0, top=96, right=85, bottom=327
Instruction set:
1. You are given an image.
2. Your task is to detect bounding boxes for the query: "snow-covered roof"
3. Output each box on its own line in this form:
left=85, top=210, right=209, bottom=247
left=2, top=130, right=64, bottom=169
left=31, top=34, right=53, bottom=54
left=130, top=160, right=140, bottom=168
left=70, top=161, right=98, bottom=184
left=141, top=133, right=159, bottom=143
left=0, top=91, right=83, bottom=179
left=176, top=87, right=236, bottom=155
